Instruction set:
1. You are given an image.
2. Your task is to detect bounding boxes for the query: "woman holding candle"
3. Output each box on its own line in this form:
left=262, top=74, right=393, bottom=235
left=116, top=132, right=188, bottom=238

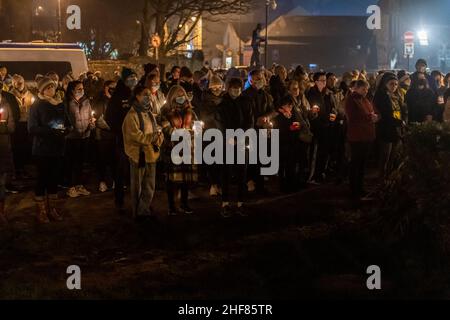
left=64, top=80, right=96, bottom=198
left=0, top=98, right=15, bottom=225
left=28, top=77, right=67, bottom=224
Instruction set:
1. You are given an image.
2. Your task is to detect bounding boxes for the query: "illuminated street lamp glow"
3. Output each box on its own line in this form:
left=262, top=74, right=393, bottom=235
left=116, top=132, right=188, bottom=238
left=418, top=30, right=429, bottom=46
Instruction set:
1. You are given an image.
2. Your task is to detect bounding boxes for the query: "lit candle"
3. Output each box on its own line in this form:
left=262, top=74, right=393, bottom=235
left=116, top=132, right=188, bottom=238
left=0, top=107, right=5, bottom=123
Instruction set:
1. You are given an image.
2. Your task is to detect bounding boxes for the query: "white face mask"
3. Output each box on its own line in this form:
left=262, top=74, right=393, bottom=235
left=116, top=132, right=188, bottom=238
left=176, top=96, right=186, bottom=105
left=75, top=91, right=84, bottom=100
left=229, top=88, right=241, bottom=99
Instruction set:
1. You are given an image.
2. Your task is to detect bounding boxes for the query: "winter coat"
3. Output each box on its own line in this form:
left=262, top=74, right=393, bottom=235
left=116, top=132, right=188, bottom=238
left=200, top=90, right=223, bottom=130
left=28, top=97, right=67, bottom=157
left=149, top=90, right=166, bottom=116
left=65, top=96, right=94, bottom=140
left=242, top=86, right=275, bottom=129
left=345, top=92, right=376, bottom=143
left=122, top=103, right=163, bottom=165
left=0, top=98, right=15, bottom=174
left=269, top=75, right=288, bottom=108
left=306, top=86, right=338, bottom=136
left=1, top=90, right=20, bottom=124
left=93, top=94, right=115, bottom=141
left=104, top=80, right=132, bottom=148
left=10, top=88, right=35, bottom=122
left=215, top=93, right=254, bottom=134
left=373, top=90, right=403, bottom=143
left=406, top=87, right=436, bottom=123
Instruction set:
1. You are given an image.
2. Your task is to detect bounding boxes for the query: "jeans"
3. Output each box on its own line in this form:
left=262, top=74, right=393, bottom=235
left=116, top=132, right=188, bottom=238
left=130, top=161, right=156, bottom=217
left=349, top=142, right=371, bottom=197
left=35, top=156, right=59, bottom=198
left=250, top=47, right=261, bottom=67
left=167, top=181, right=189, bottom=210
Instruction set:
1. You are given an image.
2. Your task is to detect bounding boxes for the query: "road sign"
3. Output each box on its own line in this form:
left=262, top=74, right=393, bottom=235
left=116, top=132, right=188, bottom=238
left=404, top=31, right=414, bottom=44
left=404, top=42, right=414, bottom=57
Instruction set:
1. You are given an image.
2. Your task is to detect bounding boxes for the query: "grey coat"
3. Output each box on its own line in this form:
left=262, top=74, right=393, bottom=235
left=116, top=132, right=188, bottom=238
left=65, top=96, right=94, bottom=139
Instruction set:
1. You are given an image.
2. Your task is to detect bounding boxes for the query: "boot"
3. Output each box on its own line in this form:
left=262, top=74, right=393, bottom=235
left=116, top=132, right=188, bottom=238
left=46, top=195, right=63, bottom=222
left=35, top=198, right=50, bottom=224
left=0, top=201, right=8, bottom=225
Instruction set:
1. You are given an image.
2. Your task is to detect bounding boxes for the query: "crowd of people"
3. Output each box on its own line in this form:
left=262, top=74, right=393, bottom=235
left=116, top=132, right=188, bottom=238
left=1, top=58, right=450, bottom=225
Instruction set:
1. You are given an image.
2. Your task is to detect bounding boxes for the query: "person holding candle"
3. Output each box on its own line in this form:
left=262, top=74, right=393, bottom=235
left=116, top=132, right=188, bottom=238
left=64, top=80, right=96, bottom=198
left=122, top=85, right=164, bottom=220
left=10, top=74, right=34, bottom=179
left=28, top=77, right=67, bottom=224
left=0, top=97, right=15, bottom=225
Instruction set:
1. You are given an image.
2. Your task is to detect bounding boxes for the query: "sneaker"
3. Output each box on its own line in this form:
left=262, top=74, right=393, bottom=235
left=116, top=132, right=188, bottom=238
left=76, top=185, right=91, bottom=196
left=236, top=204, right=248, bottom=217
left=221, top=205, right=233, bottom=218
left=247, top=180, right=256, bottom=192
left=66, top=187, right=80, bottom=198
left=180, top=205, right=194, bottom=215
left=209, top=185, right=221, bottom=196
left=99, top=182, right=108, bottom=193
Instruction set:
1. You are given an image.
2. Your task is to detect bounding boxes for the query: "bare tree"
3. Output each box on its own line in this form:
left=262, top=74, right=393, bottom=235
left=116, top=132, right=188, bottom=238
left=138, top=0, right=254, bottom=57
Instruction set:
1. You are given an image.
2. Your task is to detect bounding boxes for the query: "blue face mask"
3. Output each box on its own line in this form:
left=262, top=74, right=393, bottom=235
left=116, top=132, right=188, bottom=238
left=176, top=96, right=186, bottom=105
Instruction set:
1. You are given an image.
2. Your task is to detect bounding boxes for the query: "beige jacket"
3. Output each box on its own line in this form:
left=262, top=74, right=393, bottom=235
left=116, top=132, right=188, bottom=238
left=122, top=107, right=164, bottom=164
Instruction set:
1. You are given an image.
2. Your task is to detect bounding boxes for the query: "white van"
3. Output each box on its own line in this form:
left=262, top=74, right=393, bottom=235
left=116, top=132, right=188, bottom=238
left=0, top=41, right=88, bottom=82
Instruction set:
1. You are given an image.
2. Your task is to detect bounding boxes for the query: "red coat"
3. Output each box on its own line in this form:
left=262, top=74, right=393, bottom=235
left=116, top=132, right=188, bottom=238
left=345, top=92, right=376, bottom=143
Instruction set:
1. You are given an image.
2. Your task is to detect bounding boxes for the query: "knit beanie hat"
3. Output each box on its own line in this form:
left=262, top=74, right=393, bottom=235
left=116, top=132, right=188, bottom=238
left=12, top=74, right=24, bottom=87
left=209, top=74, right=223, bottom=88
left=38, top=77, right=55, bottom=93
left=121, top=67, right=137, bottom=81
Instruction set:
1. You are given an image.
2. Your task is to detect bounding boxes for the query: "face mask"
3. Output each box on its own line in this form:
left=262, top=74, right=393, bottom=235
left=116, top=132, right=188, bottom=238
left=254, top=80, right=264, bottom=90
left=176, top=96, right=186, bottom=105
left=151, top=84, right=160, bottom=92
left=75, top=91, right=84, bottom=100
left=187, top=93, right=194, bottom=102
left=229, top=88, right=241, bottom=99
left=126, top=78, right=138, bottom=89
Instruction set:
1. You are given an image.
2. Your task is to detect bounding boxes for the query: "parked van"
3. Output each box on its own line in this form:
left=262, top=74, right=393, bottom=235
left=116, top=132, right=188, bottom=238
left=0, top=41, right=88, bottom=82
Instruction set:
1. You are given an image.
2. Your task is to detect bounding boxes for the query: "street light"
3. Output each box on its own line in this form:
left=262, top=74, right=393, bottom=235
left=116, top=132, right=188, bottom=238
left=265, top=0, right=277, bottom=68
left=57, top=0, right=62, bottom=42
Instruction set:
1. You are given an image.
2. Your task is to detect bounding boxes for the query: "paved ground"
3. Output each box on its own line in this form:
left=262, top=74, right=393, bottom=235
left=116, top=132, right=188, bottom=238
left=0, top=173, right=393, bottom=299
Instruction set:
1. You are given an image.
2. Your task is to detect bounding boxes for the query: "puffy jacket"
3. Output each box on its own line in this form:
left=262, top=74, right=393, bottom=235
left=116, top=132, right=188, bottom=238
left=65, top=96, right=94, bottom=139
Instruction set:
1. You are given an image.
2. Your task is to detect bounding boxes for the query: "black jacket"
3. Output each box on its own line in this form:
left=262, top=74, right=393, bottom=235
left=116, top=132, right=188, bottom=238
left=306, top=86, right=337, bottom=135
left=269, top=75, right=287, bottom=108
left=406, top=87, right=436, bottom=123
left=242, top=86, right=275, bottom=128
left=373, top=90, right=403, bottom=143
left=28, top=98, right=67, bottom=157
left=215, top=93, right=253, bottom=133
left=200, top=90, right=223, bottom=130
left=104, top=80, right=132, bottom=148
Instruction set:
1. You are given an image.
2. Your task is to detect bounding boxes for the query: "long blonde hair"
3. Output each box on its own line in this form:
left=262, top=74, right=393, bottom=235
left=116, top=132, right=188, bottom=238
left=166, top=85, right=191, bottom=108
